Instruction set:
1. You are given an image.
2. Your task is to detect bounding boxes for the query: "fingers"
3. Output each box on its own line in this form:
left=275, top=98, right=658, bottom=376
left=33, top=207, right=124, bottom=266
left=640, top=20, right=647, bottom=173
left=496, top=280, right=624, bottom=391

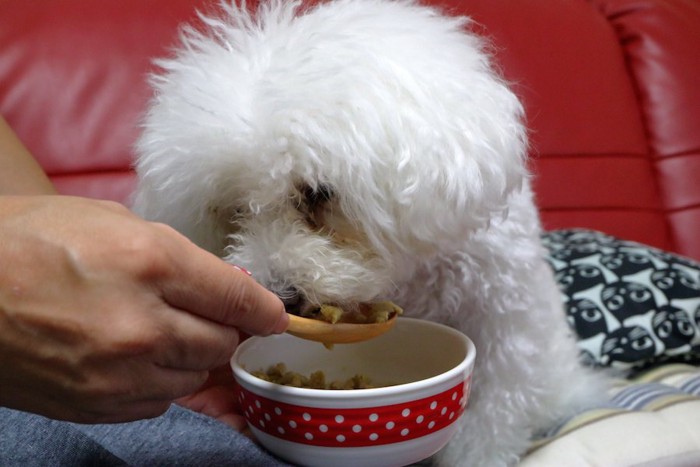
left=156, top=227, right=288, bottom=336
left=46, top=367, right=210, bottom=424
left=97, top=368, right=207, bottom=423
left=141, top=366, right=210, bottom=403
left=153, top=307, right=241, bottom=371
left=175, top=371, right=248, bottom=432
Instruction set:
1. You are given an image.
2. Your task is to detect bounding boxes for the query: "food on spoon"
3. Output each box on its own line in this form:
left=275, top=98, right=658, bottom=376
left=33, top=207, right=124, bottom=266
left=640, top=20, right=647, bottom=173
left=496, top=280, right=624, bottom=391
left=300, top=301, right=403, bottom=324
left=317, top=304, right=344, bottom=324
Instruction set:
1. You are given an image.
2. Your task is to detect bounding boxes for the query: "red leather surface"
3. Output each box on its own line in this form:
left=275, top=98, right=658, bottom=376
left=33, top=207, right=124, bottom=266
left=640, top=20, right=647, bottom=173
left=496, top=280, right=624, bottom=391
left=458, top=0, right=649, bottom=156
left=593, top=0, right=700, bottom=260
left=452, top=0, right=672, bottom=251
left=0, top=0, right=698, bottom=259
left=0, top=0, right=209, bottom=201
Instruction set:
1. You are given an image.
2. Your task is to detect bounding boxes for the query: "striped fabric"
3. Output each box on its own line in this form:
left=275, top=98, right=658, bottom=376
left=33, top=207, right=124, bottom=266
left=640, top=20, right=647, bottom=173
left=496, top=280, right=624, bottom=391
left=522, top=364, right=700, bottom=466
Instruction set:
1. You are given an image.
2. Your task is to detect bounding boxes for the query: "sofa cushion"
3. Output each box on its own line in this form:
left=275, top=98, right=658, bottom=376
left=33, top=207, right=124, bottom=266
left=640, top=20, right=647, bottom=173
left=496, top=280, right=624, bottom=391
left=543, top=229, right=700, bottom=370
left=523, top=364, right=700, bottom=466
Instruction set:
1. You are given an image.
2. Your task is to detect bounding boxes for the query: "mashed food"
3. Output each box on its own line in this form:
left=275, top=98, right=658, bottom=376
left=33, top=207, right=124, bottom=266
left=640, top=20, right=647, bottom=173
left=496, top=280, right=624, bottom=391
left=251, top=363, right=377, bottom=390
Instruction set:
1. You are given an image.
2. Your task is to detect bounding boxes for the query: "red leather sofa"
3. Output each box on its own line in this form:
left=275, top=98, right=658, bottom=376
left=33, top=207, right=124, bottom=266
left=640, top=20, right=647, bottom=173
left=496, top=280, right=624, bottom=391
left=1, top=0, right=698, bottom=261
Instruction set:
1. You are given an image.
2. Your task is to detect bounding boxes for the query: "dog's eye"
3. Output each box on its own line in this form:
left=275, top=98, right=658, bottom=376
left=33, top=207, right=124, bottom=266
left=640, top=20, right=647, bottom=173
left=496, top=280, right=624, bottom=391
left=303, top=184, right=334, bottom=207
left=298, top=183, right=334, bottom=230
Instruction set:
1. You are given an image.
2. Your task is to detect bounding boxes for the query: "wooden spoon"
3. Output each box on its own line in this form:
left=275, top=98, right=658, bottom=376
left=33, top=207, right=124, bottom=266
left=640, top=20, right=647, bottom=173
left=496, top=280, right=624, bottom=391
left=286, top=313, right=399, bottom=344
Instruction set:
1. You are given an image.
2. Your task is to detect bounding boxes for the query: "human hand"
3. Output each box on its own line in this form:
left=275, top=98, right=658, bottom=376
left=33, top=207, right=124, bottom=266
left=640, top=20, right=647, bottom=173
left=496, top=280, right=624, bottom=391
left=0, top=195, right=287, bottom=424
left=176, top=363, right=249, bottom=432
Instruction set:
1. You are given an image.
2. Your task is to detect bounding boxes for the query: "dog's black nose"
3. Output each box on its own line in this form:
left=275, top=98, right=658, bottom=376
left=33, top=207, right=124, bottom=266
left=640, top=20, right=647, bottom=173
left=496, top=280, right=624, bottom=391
left=278, top=286, right=303, bottom=313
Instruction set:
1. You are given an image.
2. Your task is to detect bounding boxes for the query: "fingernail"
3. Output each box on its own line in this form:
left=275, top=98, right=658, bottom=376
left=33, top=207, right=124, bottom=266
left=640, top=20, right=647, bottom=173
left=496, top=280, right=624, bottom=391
left=232, top=265, right=252, bottom=276
left=273, top=310, right=290, bottom=334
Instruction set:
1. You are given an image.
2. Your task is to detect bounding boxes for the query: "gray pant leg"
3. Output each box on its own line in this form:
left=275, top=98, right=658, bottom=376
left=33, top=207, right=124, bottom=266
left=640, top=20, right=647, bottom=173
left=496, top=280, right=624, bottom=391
left=0, top=405, right=289, bottom=467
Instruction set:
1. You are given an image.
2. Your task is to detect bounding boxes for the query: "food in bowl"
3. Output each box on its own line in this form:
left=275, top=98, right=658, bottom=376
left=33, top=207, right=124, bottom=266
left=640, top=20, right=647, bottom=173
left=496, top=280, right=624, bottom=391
left=231, top=318, right=476, bottom=467
left=251, top=362, right=378, bottom=389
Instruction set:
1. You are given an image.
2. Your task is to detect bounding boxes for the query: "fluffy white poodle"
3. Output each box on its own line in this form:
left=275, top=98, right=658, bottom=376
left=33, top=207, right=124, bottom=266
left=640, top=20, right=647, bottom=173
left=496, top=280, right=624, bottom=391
left=133, top=0, right=607, bottom=464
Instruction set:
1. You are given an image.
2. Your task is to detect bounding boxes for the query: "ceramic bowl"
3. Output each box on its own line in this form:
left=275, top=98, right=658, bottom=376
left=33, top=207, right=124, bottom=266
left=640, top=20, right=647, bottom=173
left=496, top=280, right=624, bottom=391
left=231, top=317, right=476, bottom=467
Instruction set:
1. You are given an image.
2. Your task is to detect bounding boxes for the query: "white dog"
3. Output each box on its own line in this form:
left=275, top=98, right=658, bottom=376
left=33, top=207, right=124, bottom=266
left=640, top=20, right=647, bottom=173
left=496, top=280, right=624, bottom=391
left=133, top=0, right=607, bottom=465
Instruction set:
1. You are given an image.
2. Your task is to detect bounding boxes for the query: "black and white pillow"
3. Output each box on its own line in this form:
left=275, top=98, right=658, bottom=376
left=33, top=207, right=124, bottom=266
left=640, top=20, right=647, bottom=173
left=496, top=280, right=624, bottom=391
left=542, top=229, right=700, bottom=371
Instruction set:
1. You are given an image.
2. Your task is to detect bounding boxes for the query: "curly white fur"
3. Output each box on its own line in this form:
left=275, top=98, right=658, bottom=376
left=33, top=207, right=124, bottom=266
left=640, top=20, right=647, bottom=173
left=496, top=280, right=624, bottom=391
left=133, top=1, right=608, bottom=465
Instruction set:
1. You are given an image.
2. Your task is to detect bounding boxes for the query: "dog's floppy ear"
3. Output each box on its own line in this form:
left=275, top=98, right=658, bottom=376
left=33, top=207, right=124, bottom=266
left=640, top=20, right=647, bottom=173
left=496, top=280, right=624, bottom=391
left=277, top=0, right=530, bottom=257
left=336, top=82, right=529, bottom=257
left=387, top=80, right=528, bottom=250
left=283, top=0, right=529, bottom=255
left=305, top=7, right=531, bottom=256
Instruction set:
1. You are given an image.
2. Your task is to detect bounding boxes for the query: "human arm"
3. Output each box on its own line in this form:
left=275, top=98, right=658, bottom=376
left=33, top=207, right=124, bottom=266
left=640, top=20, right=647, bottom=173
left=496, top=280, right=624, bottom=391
left=0, top=115, right=56, bottom=195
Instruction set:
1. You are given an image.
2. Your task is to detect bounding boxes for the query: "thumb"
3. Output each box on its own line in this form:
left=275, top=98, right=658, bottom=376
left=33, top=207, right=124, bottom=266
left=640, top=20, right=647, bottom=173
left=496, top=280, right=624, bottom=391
left=158, top=231, right=288, bottom=336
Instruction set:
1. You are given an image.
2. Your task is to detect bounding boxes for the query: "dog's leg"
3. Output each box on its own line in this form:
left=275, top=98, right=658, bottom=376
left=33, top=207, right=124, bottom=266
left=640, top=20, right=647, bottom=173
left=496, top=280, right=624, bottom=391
left=445, top=260, right=607, bottom=466
left=404, top=224, right=608, bottom=466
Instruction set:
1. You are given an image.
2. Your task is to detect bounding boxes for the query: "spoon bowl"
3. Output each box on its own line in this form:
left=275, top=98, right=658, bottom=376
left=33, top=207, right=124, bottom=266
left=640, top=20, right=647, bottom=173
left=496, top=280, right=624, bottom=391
left=285, top=312, right=399, bottom=344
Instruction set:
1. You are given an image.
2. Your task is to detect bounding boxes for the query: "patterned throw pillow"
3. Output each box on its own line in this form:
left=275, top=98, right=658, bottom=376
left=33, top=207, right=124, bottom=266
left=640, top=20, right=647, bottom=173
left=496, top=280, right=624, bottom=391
left=542, top=229, right=700, bottom=371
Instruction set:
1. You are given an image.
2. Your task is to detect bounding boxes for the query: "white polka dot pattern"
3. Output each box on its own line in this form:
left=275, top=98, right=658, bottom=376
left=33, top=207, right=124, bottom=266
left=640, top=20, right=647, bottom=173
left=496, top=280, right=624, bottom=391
left=237, top=378, right=471, bottom=447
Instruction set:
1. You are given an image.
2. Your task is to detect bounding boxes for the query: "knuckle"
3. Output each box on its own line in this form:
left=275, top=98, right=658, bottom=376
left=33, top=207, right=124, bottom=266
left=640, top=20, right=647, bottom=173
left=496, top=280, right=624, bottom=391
left=96, top=199, right=131, bottom=214
left=118, top=233, right=174, bottom=280
left=111, top=329, right=160, bottom=358
left=152, top=222, right=186, bottom=240
left=223, top=282, right=257, bottom=323
left=222, top=281, right=282, bottom=334
left=85, top=314, right=164, bottom=363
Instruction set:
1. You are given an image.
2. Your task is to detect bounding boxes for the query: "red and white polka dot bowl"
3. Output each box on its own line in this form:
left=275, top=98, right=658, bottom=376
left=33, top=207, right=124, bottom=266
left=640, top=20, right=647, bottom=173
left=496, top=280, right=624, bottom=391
left=231, top=317, right=476, bottom=467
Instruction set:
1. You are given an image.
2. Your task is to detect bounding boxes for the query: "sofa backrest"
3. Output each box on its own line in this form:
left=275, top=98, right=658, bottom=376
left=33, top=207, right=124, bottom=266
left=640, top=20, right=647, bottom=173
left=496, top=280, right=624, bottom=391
left=0, top=0, right=207, bottom=203
left=460, top=0, right=700, bottom=261
left=1, top=0, right=698, bottom=260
